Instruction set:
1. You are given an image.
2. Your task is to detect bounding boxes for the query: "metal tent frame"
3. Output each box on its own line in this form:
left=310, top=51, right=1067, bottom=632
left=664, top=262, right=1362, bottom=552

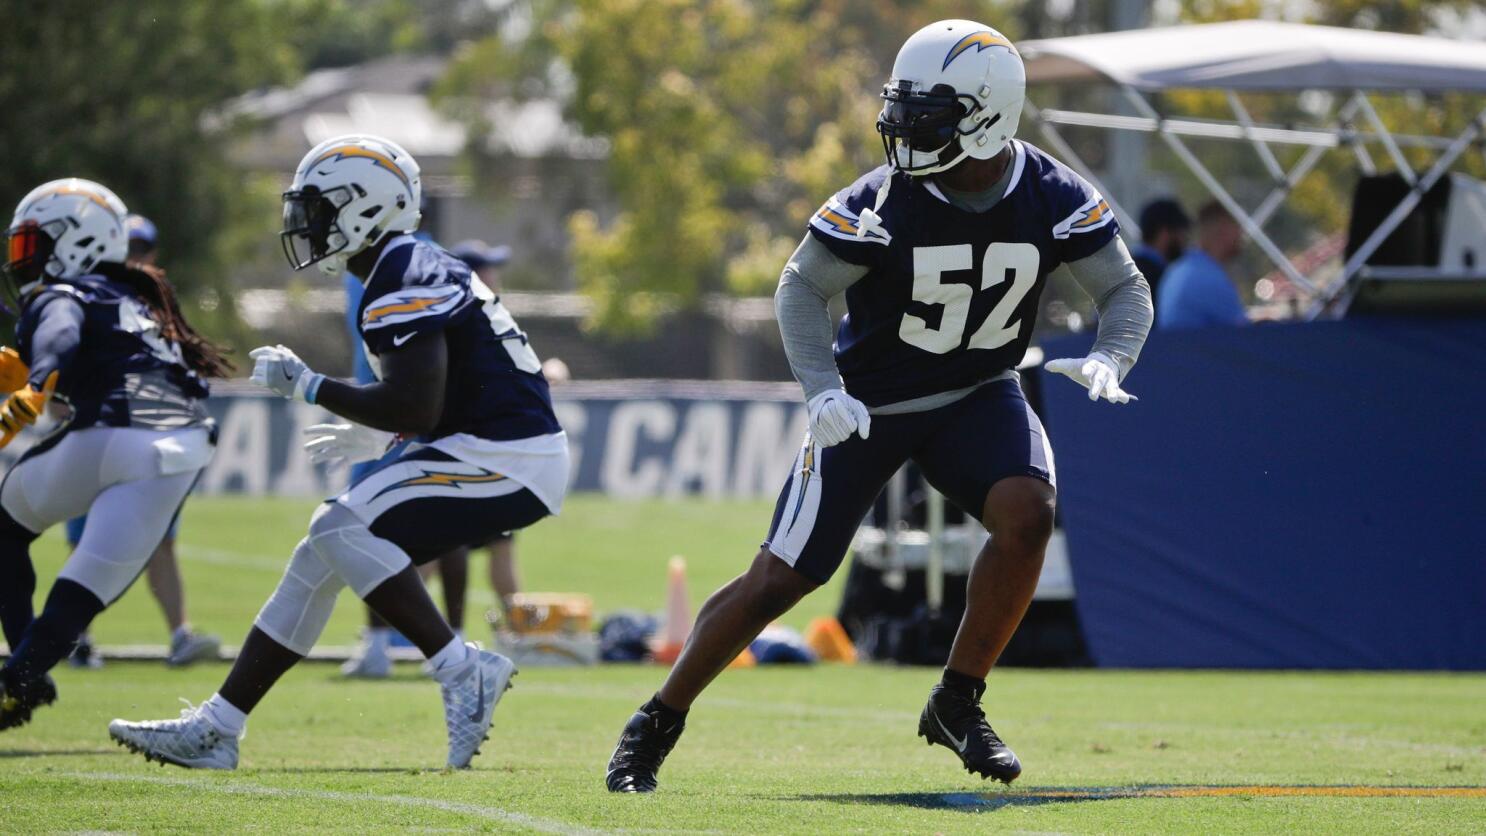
left=1019, top=21, right=1486, bottom=314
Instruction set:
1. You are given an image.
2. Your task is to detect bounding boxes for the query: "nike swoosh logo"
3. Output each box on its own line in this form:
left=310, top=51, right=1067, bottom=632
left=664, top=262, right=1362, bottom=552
left=392, top=333, right=415, bottom=347
left=467, top=672, right=486, bottom=723
left=934, top=711, right=968, bottom=753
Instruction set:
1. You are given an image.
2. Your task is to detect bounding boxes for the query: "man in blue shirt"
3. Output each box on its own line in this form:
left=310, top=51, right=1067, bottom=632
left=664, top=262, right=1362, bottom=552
left=1130, top=198, right=1190, bottom=299
left=1157, top=201, right=1249, bottom=329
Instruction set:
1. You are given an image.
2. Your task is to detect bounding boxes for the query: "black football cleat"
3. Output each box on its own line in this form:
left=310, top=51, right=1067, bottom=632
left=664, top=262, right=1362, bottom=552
left=918, top=681, right=1022, bottom=783
left=606, top=704, right=685, bottom=793
left=0, top=671, right=58, bottom=732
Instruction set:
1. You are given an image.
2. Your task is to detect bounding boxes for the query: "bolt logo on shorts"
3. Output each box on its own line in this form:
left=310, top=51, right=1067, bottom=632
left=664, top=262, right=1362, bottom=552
left=339, top=451, right=528, bottom=526
left=371, top=468, right=507, bottom=501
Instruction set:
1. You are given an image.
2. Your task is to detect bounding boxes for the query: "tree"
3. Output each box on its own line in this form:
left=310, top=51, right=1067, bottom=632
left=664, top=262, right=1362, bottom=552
left=438, top=0, right=1008, bottom=333
left=0, top=1, right=318, bottom=348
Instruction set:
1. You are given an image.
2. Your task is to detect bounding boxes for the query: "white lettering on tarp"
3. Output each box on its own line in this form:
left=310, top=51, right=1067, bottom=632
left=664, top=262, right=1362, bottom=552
left=203, top=399, right=269, bottom=494
left=600, top=401, right=676, bottom=498
left=665, top=403, right=729, bottom=498
left=552, top=401, right=586, bottom=488
left=731, top=403, right=809, bottom=497
left=275, top=402, right=331, bottom=496
left=185, top=392, right=808, bottom=498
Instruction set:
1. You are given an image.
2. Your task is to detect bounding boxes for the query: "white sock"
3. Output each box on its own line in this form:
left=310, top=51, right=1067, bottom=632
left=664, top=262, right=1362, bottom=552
left=428, top=638, right=472, bottom=684
left=202, top=693, right=247, bottom=737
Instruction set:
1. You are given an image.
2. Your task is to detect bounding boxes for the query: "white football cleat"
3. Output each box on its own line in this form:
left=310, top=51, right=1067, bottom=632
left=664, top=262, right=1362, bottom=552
left=341, top=639, right=392, bottom=679
left=441, top=647, right=516, bottom=769
left=109, top=705, right=239, bottom=770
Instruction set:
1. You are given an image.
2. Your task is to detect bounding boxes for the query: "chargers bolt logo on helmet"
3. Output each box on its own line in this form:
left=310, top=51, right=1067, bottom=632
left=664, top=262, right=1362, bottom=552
left=3, top=178, right=130, bottom=314
left=281, top=134, right=422, bottom=276
left=877, top=20, right=1026, bottom=176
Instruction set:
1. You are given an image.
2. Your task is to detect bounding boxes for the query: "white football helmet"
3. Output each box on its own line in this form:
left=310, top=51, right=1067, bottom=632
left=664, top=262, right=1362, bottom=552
left=877, top=20, right=1025, bottom=175
left=281, top=134, right=422, bottom=276
left=5, top=178, right=129, bottom=284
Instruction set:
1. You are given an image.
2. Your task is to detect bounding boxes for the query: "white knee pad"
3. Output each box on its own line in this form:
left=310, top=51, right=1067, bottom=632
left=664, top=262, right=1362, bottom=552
left=306, top=502, right=413, bottom=598
left=253, top=537, right=346, bottom=656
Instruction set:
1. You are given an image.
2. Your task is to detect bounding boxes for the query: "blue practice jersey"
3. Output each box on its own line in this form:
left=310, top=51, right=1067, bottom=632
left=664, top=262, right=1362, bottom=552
left=14, top=266, right=210, bottom=431
left=806, top=140, right=1120, bottom=406
left=356, top=234, right=560, bottom=443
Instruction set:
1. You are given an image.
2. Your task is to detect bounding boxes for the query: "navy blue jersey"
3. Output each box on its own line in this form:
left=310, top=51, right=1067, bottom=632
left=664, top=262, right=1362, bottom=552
left=357, top=235, right=560, bottom=443
left=806, top=140, right=1119, bottom=406
left=14, top=266, right=209, bottom=431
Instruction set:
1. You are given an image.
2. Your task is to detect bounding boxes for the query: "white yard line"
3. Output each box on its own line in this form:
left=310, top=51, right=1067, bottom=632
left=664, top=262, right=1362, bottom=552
left=65, top=771, right=608, bottom=835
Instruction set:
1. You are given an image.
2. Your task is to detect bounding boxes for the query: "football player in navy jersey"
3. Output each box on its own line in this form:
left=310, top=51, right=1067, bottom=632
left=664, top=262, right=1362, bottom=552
left=110, top=135, right=569, bottom=770
left=607, top=20, right=1154, bottom=792
left=0, top=179, right=231, bottom=731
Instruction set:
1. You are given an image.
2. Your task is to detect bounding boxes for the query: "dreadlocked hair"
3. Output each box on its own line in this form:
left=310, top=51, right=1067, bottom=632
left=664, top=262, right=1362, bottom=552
left=103, top=261, right=235, bottom=378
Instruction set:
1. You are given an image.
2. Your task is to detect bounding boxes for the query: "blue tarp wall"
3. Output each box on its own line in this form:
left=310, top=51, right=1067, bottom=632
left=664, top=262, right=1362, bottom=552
left=1038, top=317, right=1486, bottom=670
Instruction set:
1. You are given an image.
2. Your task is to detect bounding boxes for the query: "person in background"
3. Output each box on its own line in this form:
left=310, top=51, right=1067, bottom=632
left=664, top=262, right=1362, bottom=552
left=66, top=214, right=221, bottom=669
left=447, top=241, right=526, bottom=625
left=1156, top=200, right=1249, bottom=329
left=1129, top=198, right=1190, bottom=298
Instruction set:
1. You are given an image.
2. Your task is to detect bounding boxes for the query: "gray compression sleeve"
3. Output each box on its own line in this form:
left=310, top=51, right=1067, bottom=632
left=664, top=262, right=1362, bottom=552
left=774, top=234, right=869, bottom=401
left=1063, top=237, right=1154, bottom=379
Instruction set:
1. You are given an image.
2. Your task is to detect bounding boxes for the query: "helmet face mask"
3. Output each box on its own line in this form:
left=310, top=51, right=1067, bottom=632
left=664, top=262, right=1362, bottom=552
left=1, top=219, right=61, bottom=316
left=280, top=185, right=354, bottom=272
left=877, top=81, right=985, bottom=174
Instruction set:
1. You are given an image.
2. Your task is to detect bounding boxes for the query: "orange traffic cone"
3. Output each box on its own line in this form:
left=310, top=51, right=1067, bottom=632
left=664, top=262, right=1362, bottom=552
left=651, top=556, right=691, bottom=664
left=804, top=616, right=857, bottom=663
left=727, top=647, right=756, bottom=669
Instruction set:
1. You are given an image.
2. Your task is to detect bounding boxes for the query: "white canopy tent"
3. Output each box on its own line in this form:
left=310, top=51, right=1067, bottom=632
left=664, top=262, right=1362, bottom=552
left=1018, top=20, right=1486, bottom=312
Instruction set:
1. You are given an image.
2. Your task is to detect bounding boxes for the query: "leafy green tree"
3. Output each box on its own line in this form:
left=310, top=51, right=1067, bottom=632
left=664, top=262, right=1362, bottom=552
left=0, top=0, right=481, bottom=351
left=0, top=1, right=316, bottom=348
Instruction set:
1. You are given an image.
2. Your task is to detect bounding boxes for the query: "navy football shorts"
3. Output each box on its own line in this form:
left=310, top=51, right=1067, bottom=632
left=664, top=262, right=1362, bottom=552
left=337, top=447, right=549, bottom=565
left=764, top=376, right=1055, bottom=584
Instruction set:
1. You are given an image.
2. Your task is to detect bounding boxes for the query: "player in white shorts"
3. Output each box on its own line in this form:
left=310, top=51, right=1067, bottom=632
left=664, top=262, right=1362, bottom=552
left=0, top=179, right=229, bottom=730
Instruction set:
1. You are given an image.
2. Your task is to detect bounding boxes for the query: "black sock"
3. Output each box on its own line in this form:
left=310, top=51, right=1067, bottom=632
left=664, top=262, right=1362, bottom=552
left=0, top=510, right=40, bottom=648
left=643, top=694, right=688, bottom=723
left=4, top=579, right=104, bottom=683
left=940, top=667, right=986, bottom=696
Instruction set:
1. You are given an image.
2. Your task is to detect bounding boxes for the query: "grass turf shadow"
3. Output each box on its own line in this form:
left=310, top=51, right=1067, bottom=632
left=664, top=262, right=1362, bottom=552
left=787, top=785, right=1486, bottom=811
left=0, top=747, right=119, bottom=759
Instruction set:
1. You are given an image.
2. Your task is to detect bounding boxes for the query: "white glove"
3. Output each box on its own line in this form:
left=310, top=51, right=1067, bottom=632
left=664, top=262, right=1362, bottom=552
left=1043, top=351, right=1136, bottom=404
left=806, top=388, right=872, bottom=447
left=249, top=345, right=324, bottom=403
left=302, top=422, right=395, bottom=465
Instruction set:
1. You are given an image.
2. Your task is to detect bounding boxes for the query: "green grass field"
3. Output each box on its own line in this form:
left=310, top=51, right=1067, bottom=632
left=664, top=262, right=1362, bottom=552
left=4, top=496, right=1484, bottom=833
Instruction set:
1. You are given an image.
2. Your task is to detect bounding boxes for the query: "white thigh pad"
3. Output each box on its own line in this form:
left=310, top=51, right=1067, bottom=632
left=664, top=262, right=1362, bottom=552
left=305, top=501, right=412, bottom=597
left=253, top=536, right=346, bottom=656
left=57, top=468, right=199, bottom=604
